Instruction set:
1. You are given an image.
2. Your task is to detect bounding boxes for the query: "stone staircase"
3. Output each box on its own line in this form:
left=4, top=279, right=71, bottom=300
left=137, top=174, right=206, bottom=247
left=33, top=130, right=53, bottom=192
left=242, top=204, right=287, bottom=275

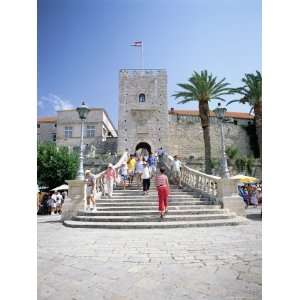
left=63, top=180, right=247, bottom=229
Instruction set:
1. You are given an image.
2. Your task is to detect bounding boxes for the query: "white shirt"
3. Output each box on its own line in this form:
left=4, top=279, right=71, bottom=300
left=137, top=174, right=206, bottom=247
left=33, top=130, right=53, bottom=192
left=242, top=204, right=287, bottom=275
left=56, top=194, right=63, bottom=204
left=120, top=165, right=128, bottom=176
left=172, top=160, right=181, bottom=172
left=142, top=166, right=150, bottom=179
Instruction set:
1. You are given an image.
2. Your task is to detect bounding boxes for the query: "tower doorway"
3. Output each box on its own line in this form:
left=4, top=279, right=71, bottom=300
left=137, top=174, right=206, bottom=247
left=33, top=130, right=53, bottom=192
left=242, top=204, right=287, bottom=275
left=135, top=142, right=152, bottom=157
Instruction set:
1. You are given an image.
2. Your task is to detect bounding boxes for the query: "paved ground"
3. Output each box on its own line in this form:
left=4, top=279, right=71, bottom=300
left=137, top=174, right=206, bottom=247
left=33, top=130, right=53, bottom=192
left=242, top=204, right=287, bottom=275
left=38, top=208, right=261, bottom=300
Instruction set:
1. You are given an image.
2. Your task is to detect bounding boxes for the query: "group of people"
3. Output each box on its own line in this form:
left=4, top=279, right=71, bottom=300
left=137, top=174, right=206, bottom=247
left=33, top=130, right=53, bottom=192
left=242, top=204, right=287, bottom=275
left=83, top=149, right=181, bottom=219
left=121, top=152, right=158, bottom=194
left=37, top=190, right=67, bottom=215
left=238, top=183, right=262, bottom=208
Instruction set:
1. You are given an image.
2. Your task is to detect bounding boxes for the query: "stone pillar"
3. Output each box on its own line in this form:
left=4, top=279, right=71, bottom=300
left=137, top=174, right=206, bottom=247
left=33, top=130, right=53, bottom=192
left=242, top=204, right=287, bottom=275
left=61, top=180, right=86, bottom=221
left=217, top=178, right=246, bottom=217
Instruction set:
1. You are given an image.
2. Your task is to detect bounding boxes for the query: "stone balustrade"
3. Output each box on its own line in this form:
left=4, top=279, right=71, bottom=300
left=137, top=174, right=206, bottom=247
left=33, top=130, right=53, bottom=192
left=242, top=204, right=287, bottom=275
left=162, top=154, right=220, bottom=200
left=61, top=151, right=128, bottom=221
left=162, top=154, right=246, bottom=216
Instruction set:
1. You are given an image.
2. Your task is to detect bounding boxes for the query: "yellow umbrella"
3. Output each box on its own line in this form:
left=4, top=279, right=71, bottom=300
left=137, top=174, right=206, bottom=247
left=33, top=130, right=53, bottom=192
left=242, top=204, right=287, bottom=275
left=230, top=175, right=258, bottom=183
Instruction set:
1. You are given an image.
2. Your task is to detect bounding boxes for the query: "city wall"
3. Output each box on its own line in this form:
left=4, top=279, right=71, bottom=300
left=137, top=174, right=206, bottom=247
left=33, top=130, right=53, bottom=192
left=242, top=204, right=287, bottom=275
left=168, top=114, right=252, bottom=159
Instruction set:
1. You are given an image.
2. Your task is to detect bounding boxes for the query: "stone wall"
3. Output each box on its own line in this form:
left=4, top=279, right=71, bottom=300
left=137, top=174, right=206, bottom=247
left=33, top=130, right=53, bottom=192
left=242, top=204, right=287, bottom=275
left=168, top=114, right=252, bottom=159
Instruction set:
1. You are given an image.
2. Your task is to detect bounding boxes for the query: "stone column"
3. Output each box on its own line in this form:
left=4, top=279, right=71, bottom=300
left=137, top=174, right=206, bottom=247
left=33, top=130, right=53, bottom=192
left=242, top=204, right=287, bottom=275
left=217, top=178, right=246, bottom=217
left=61, top=179, right=86, bottom=221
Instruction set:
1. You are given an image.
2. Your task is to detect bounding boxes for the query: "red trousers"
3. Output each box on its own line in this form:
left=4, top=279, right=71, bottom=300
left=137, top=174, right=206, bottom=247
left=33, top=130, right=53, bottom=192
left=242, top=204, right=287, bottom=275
left=157, top=186, right=169, bottom=213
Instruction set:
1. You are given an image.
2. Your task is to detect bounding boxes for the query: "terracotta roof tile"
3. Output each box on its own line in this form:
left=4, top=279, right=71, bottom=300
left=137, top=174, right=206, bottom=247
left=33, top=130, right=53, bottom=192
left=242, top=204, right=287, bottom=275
left=168, top=109, right=254, bottom=120
left=37, top=116, right=57, bottom=123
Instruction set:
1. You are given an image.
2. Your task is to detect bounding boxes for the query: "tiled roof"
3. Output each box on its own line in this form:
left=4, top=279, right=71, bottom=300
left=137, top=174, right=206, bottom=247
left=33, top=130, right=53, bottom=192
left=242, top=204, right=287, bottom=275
left=37, top=116, right=57, bottom=123
left=169, top=109, right=254, bottom=120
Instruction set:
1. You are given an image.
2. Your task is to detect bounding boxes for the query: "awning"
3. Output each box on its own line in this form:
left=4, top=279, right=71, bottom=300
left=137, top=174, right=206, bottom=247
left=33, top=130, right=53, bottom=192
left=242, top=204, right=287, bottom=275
left=50, top=184, right=69, bottom=191
left=230, top=175, right=259, bottom=183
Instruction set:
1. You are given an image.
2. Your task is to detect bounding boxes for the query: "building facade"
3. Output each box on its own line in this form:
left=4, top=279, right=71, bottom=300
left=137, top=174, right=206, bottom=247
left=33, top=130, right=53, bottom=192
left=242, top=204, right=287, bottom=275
left=37, top=116, right=57, bottom=143
left=38, top=108, right=117, bottom=151
left=55, top=108, right=117, bottom=148
left=118, top=69, right=169, bottom=154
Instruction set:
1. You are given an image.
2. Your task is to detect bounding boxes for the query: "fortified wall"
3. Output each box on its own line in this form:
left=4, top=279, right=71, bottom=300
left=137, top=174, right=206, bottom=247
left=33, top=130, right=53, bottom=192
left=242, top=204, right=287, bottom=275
left=168, top=113, right=252, bottom=159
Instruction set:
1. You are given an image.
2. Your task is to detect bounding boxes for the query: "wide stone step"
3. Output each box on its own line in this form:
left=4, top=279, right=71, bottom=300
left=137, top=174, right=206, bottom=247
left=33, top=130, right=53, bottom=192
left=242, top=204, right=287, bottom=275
left=77, top=208, right=228, bottom=216
left=72, top=213, right=236, bottom=223
left=95, top=205, right=221, bottom=211
left=95, top=201, right=212, bottom=206
left=108, top=194, right=200, bottom=199
left=63, top=217, right=247, bottom=229
left=96, top=197, right=204, bottom=203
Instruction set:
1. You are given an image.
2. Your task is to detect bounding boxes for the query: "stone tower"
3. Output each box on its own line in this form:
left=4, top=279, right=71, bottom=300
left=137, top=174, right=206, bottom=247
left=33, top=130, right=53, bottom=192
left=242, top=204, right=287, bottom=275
left=118, top=69, right=169, bottom=155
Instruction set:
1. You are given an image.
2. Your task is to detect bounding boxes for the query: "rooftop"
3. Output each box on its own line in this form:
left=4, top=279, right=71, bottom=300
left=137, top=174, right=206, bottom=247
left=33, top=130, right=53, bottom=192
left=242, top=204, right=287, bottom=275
left=37, top=116, right=57, bottom=123
left=169, top=109, right=254, bottom=120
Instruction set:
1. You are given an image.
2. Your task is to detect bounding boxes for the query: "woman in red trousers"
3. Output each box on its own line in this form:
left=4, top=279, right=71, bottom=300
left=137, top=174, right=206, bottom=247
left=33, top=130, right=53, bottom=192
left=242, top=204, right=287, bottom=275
left=155, top=167, right=170, bottom=219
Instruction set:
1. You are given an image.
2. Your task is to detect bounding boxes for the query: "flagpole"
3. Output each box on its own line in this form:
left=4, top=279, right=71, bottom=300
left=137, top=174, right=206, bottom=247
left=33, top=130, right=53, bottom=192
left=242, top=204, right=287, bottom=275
left=141, top=42, right=144, bottom=69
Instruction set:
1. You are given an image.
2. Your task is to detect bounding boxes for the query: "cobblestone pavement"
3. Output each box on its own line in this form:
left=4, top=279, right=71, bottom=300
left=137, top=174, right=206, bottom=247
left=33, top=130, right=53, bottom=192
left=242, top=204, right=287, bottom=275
left=38, top=210, right=261, bottom=300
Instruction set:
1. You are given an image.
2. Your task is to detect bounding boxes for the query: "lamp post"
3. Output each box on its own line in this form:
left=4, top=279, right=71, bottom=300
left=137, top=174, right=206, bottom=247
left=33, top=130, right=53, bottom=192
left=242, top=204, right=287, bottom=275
left=76, top=101, right=90, bottom=180
left=213, top=103, right=230, bottom=178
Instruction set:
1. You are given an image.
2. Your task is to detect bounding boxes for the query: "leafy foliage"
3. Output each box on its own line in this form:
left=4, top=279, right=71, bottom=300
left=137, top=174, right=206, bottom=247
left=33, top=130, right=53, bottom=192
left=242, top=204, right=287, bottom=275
left=227, top=71, right=262, bottom=108
left=226, top=146, right=239, bottom=160
left=37, top=143, right=79, bottom=189
left=234, top=155, right=255, bottom=175
left=173, top=70, right=233, bottom=104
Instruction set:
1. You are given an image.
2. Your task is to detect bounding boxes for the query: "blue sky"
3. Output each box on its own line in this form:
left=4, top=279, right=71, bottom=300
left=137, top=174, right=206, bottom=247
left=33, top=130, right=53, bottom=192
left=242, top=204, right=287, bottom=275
left=38, top=0, right=261, bottom=126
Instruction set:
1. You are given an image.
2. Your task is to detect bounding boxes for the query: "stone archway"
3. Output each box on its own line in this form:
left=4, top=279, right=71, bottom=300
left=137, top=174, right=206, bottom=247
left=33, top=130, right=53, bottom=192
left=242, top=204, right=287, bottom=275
left=135, top=142, right=152, bottom=157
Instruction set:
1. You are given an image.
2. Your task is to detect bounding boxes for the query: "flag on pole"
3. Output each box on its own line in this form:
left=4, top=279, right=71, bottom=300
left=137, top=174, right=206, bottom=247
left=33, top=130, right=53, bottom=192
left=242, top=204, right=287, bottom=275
left=130, top=41, right=143, bottom=47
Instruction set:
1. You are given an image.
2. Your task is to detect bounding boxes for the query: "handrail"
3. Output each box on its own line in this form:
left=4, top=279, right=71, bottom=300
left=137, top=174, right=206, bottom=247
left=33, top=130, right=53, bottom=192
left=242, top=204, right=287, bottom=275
left=162, top=154, right=221, bottom=198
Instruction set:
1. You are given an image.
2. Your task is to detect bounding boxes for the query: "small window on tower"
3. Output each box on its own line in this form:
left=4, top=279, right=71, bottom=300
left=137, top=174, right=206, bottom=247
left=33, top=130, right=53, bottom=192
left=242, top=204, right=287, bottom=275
left=139, top=93, right=146, bottom=103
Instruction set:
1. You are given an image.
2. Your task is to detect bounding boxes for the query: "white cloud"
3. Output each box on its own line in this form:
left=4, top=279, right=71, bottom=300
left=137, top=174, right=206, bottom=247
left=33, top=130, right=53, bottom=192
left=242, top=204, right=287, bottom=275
left=40, top=94, right=74, bottom=111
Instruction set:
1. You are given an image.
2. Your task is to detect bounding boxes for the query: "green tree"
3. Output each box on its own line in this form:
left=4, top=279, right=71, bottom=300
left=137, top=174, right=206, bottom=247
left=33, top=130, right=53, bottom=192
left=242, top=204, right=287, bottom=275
left=226, top=146, right=239, bottom=167
left=37, top=143, right=79, bottom=189
left=173, top=70, right=233, bottom=173
left=227, top=71, right=262, bottom=158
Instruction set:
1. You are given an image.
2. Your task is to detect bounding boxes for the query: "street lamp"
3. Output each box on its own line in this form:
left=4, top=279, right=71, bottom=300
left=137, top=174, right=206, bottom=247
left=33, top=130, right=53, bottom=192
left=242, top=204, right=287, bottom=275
left=213, top=103, right=230, bottom=178
left=76, top=101, right=90, bottom=180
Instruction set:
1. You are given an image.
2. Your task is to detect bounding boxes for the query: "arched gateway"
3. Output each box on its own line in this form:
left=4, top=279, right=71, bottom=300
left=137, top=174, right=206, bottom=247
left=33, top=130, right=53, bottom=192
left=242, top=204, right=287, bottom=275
left=135, top=142, right=152, bottom=156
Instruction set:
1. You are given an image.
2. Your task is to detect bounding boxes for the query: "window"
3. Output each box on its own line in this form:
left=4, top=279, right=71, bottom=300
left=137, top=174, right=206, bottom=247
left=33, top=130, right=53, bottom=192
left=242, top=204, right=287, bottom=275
left=54, top=124, right=57, bottom=128
left=64, top=126, right=72, bottom=139
left=37, top=124, right=40, bottom=128
left=52, top=133, right=56, bottom=142
left=139, top=93, right=145, bottom=103
left=86, top=125, right=96, bottom=137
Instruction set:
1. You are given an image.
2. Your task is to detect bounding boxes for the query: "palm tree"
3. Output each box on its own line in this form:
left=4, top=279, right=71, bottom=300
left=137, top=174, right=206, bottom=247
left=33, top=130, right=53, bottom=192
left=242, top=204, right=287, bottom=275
left=227, top=71, right=262, bottom=158
left=173, top=70, right=233, bottom=174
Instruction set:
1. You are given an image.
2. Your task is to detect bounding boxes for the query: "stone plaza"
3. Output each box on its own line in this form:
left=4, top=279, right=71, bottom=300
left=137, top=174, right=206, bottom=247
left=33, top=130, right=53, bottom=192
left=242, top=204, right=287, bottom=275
left=38, top=208, right=261, bottom=300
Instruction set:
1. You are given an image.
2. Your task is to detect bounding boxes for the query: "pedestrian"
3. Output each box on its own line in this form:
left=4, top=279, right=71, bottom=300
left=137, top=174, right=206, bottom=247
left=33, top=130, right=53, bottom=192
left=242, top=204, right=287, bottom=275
left=56, top=192, right=63, bottom=214
left=104, top=163, right=116, bottom=198
left=171, top=155, right=182, bottom=188
left=85, top=170, right=96, bottom=211
left=135, top=157, right=144, bottom=188
left=142, top=161, right=151, bottom=195
left=127, top=154, right=136, bottom=185
left=250, top=185, right=258, bottom=207
left=50, top=191, right=58, bottom=215
left=155, top=167, right=170, bottom=219
left=157, top=147, right=164, bottom=162
left=119, top=162, right=128, bottom=190
left=148, top=152, right=157, bottom=177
